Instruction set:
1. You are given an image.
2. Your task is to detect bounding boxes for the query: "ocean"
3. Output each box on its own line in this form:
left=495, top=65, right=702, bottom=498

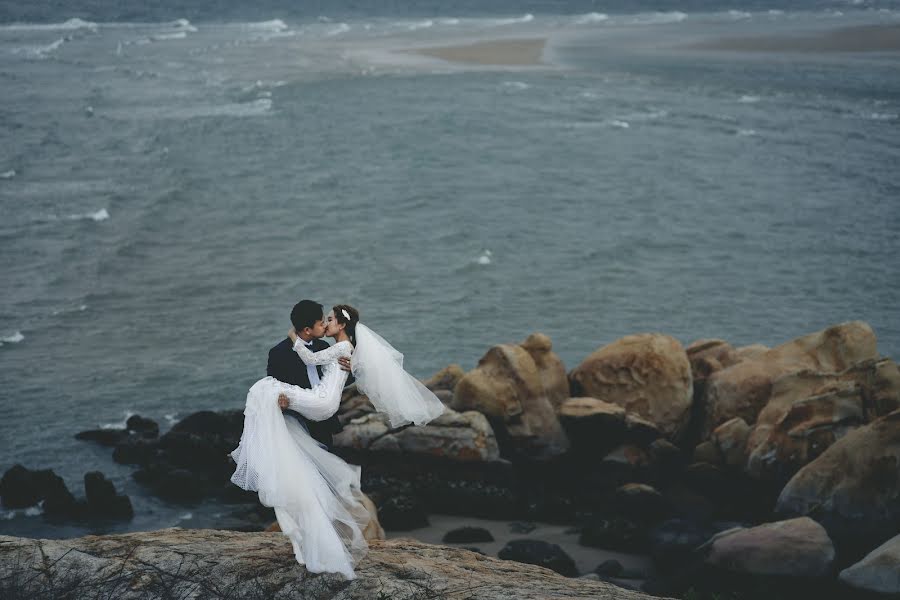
left=1, top=0, right=898, bottom=538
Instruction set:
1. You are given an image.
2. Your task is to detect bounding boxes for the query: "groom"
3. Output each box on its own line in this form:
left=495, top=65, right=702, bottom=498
left=267, top=299, right=350, bottom=449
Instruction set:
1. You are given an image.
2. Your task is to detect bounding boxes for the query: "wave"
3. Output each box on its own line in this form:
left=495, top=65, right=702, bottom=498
left=68, top=208, right=110, bottom=222
left=325, top=23, right=351, bottom=36
left=625, top=12, right=689, bottom=25
left=739, top=95, right=761, bottom=103
left=0, top=18, right=97, bottom=32
left=1, top=331, right=24, bottom=345
left=1, top=504, right=43, bottom=519
left=406, top=19, right=435, bottom=31
left=242, top=19, right=288, bottom=32
left=736, top=128, right=758, bottom=136
left=101, top=411, right=136, bottom=429
left=171, top=18, right=198, bottom=32
left=574, top=13, right=609, bottom=25
left=475, top=250, right=492, bottom=265
left=10, top=37, right=67, bottom=58
left=502, top=81, right=530, bottom=90
left=867, top=112, right=898, bottom=121
left=726, top=10, right=753, bottom=20
left=491, top=14, right=535, bottom=27
left=0, top=169, right=16, bottom=179
left=150, top=31, right=187, bottom=41
left=609, top=120, right=631, bottom=129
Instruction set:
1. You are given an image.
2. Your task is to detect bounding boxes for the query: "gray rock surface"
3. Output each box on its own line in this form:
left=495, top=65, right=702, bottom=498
left=0, top=529, right=666, bottom=599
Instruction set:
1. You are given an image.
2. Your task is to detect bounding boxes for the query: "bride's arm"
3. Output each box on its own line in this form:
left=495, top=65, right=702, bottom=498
left=278, top=375, right=345, bottom=421
left=288, top=328, right=341, bottom=365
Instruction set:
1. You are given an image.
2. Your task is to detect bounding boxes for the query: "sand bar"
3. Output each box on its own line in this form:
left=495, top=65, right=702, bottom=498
left=692, top=24, right=900, bottom=53
left=414, top=37, right=546, bottom=65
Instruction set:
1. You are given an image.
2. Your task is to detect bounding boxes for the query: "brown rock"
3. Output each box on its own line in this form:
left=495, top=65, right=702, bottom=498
left=423, top=364, right=466, bottom=392
left=686, top=339, right=740, bottom=380
left=521, top=333, right=570, bottom=410
left=569, top=333, right=693, bottom=441
left=558, top=397, right=627, bottom=453
left=776, top=409, right=900, bottom=550
left=711, top=417, right=750, bottom=469
left=693, top=441, right=723, bottom=466
left=734, top=344, right=769, bottom=362
left=703, top=517, right=835, bottom=577
left=701, top=321, right=878, bottom=437
left=745, top=358, right=900, bottom=483
left=453, top=342, right=569, bottom=459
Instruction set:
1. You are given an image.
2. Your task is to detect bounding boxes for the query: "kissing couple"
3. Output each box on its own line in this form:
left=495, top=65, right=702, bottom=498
left=229, top=299, right=446, bottom=580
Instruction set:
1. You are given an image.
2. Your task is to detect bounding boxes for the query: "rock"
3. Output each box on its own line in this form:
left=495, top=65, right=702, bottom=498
left=568, top=333, right=693, bottom=441
left=75, top=428, right=130, bottom=446
left=510, top=521, right=537, bottom=534
left=734, top=344, right=769, bottom=362
left=0, top=465, right=68, bottom=509
left=746, top=358, right=900, bottom=484
left=0, top=529, right=659, bottom=599
left=126, top=414, right=159, bottom=437
left=335, top=409, right=501, bottom=462
left=648, top=439, right=684, bottom=472
left=648, top=519, right=716, bottom=572
left=579, top=516, right=645, bottom=553
left=423, top=364, right=465, bottom=392
left=702, top=517, right=834, bottom=578
left=776, top=409, right=900, bottom=556
left=83, top=472, right=133, bottom=520
left=443, top=527, right=495, bottom=544
left=377, top=494, right=428, bottom=531
left=711, top=418, right=750, bottom=469
left=595, top=559, right=624, bottom=577
left=498, top=539, right=578, bottom=577
left=692, top=441, right=722, bottom=466
left=686, top=339, right=740, bottom=380
left=624, top=413, right=662, bottom=445
left=134, top=466, right=210, bottom=504
left=558, top=397, right=627, bottom=454
left=599, top=445, right=653, bottom=489
left=614, top=483, right=669, bottom=523
left=453, top=339, right=569, bottom=460
left=521, top=333, right=570, bottom=410
left=839, top=533, right=900, bottom=595
left=701, top=321, right=878, bottom=436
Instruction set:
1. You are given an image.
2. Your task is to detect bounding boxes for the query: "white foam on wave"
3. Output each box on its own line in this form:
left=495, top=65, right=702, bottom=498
left=243, top=19, right=288, bottom=32
left=68, top=208, right=109, bottom=222
left=476, top=250, right=492, bottom=265
left=491, top=14, right=535, bottom=27
left=406, top=20, right=435, bottom=31
left=574, top=13, right=609, bottom=25
left=1, top=331, right=25, bottom=345
left=626, top=12, right=688, bottom=25
left=0, top=18, right=97, bottom=32
left=325, top=23, right=351, bottom=36
left=101, top=411, right=136, bottom=430
left=51, top=304, right=88, bottom=316
left=151, top=31, right=187, bottom=41
left=502, top=81, right=530, bottom=90
left=609, top=120, right=631, bottom=129
left=171, top=18, right=198, bottom=32
left=11, top=37, right=67, bottom=58
left=739, top=95, right=761, bottom=103
left=0, top=169, right=16, bottom=179
left=736, top=128, right=757, bottom=136
left=867, top=112, right=899, bottom=121
left=2, top=503, right=43, bottom=519
left=726, top=10, right=752, bottom=20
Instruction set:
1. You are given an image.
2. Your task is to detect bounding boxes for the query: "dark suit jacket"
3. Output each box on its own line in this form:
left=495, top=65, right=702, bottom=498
left=267, top=337, right=344, bottom=448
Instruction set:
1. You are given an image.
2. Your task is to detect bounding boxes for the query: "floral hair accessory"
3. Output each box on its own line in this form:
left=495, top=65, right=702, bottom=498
left=341, top=309, right=351, bottom=321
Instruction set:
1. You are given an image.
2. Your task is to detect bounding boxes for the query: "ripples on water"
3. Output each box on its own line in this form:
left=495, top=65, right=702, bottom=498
left=1, top=1, right=899, bottom=536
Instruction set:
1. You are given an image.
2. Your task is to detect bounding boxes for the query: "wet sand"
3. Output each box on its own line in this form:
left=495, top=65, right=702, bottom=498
left=692, top=23, right=900, bottom=53
left=386, top=513, right=653, bottom=586
left=413, top=38, right=546, bottom=65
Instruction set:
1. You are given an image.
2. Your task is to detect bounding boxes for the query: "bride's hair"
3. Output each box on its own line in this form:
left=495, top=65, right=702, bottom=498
left=333, top=304, right=359, bottom=345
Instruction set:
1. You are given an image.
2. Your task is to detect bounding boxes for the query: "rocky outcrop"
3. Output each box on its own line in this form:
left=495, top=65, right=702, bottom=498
left=744, top=358, right=900, bottom=484
left=569, top=333, right=693, bottom=441
left=701, top=517, right=835, bottom=577
left=701, top=321, right=878, bottom=437
left=334, top=408, right=500, bottom=462
left=776, top=409, right=900, bottom=554
left=0, top=529, right=662, bottom=599
left=839, top=533, right=900, bottom=595
left=0, top=465, right=131, bottom=521
left=453, top=336, right=569, bottom=459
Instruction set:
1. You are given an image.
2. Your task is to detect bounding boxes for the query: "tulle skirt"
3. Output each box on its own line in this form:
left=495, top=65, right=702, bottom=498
left=230, top=377, right=370, bottom=579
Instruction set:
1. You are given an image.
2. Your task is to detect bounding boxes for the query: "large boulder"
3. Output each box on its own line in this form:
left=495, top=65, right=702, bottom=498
left=701, top=321, right=878, bottom=437
left=521, top=333, right=570, bottom=410
left=453, top=338, right=569, bottom=460
left=423, top=364, right=466, bottom=392
left=334, top=409, right=500, bottom=462
left=0, top=529, right=659, bottom=599
left=745, top=358, right=900, bottom=484
left=776, top=409, right=900, bottom=554
left=686, top=339, right=740, bottom=381
left=568, top=333, right=693, bottom=441
left=701, top=517, right=835, bottom=577
left=558, top=397, right=627, bottom=454
left=839, top=533, right=900, bottom=595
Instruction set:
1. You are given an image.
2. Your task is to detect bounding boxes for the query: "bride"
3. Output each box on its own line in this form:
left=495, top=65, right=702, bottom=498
left=229, top=304, right=445, bottom=580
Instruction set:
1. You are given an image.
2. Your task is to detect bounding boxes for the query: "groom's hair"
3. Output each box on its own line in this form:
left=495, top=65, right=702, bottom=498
left=291, top=299, right=323, bottom=330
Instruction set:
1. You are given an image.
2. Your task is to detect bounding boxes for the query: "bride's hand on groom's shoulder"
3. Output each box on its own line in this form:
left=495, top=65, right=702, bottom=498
left=288, top=327, right=298, bottom=343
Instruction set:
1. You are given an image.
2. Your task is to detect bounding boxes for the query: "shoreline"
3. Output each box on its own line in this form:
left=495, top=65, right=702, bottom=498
left=410, top=37, right=547, bottom=66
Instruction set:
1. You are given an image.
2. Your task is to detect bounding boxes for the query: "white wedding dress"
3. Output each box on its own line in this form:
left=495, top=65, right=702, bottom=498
left=230, top=325, right=445, bottom=579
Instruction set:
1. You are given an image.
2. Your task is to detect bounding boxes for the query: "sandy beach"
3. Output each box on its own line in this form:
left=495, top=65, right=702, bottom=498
left=692, top=23, right=900, bottom=53
left=413, top=38, right=546, bottom=65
